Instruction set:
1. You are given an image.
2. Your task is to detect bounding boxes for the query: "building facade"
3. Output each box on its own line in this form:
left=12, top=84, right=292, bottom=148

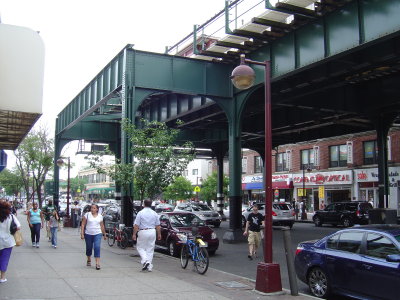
left=237, top=128, right=400, bottom=215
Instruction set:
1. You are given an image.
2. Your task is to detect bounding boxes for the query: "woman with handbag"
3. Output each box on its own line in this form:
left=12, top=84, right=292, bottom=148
left=27, top=202, right=44, bottom=248
left=0, top=200, right=21, bottom=283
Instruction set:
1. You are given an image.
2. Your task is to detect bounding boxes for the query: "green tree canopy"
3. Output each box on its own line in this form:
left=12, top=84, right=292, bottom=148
left=87, top=119, right=195, bottom=201
left=14, top=125, right=54, bottom=207
left=200, top=171, right=229, bottom=204
left=0, top=168, right=24, bottom=196
left=163, top=176, right=193, bottom=202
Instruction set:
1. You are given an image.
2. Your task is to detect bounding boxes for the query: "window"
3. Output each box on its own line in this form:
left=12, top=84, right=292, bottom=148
left=182, top=169, right=188, bottom=177
left=337, top=232, right=364, bottom=253
left=242, top=157, right=248, bottom=174
left=364, top=140, right=378, bottom=165
left=330, top=145, right=347, bottom=167
left=254, top=156, right=263, bottom=173
left=192, top=169, right=198, bottom=175
left=366, top=233, right=400, bottom=259
left=301, top=149, right=314, bottom=169
left=326, top=234, right=340, bottom=250
left=276, top=153, right=288, bottom=172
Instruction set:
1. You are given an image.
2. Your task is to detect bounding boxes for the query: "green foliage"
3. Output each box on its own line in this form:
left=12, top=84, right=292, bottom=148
left=14, top=126, right=54, bottom=207
left=69, top=176, right=88, bottom=197
left=0, top=168, right=24, bottom=196
left=86, top=119, right=195, bottom=201
left=163, top=176, right=193, bottom=202
left=200, top=171, right=229, bottom=203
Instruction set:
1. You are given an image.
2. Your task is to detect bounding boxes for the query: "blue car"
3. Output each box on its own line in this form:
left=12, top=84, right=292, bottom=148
left=295, top=225, right=400, bottom=299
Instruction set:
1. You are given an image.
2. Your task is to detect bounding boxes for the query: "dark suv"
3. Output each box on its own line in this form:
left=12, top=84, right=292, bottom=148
left=313, top=201, right=373, bottom=227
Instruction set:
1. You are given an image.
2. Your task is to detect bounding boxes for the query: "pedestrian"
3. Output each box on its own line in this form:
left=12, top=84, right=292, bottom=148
left=49, top=210, right=59, bottom=248
left=71, top=201, right=81, bottom=228
left=243, top=204, right=264, bottom=260
left=42, top=200, right=55, bottom=242
left=294, top=201, right=299, bottom=220
left=27, top=202, right=44, bottom=248
left=80, top=204, right=106, bottom=270
left=301, top=200, right=307, bottom=220
left=132, top=199, right=161, bottom=272
left=0, top=200, right=21, bottom=283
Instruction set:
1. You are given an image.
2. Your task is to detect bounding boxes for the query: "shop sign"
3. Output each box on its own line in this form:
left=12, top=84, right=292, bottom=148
left=242, top=174, right=292, bottom=184
left=355, top=167, right=400, bottom=188
left=319, top=186, right=325, bottom=199
left=242, top=175, right=263, bottom=183
left=293, top=170, right=352, bottom=186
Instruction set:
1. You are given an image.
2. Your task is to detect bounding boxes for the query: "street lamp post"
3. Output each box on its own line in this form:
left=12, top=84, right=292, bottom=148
left=301, top=165, right=311, bottom=220
left=56, top=157, right=71, bottom=226
left=231, top=54, right=282, bottom=293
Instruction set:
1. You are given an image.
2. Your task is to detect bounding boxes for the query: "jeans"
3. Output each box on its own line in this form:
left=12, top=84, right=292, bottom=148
left=50, top=227, right=58, bottom=246
left=30, top=223, right=41, bottom=243
left=84, top=233, right=102, bottom=258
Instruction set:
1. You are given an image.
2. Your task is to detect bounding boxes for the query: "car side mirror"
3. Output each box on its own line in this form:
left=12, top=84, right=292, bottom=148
left=386, top=254, right=400, bottom=263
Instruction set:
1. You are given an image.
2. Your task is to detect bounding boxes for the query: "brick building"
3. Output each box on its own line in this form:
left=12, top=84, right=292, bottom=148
left=234, top=128, right=400, bottom=215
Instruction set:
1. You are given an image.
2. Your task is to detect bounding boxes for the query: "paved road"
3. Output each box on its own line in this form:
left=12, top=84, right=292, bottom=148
left=206, top=221, right=355, bottom=299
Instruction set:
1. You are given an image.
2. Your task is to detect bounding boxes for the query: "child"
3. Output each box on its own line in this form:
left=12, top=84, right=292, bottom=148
left=49, top=210, right=59, bottom=248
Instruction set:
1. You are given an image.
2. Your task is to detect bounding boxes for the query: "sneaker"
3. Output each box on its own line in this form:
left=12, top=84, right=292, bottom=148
left=32, top=242, right=36, bottom=247
left=0, top=278, right=7, bottom=283
left=142, top=262, right=149, bottom=271
left=147, top=268, right=152, bottom=272
left=36, top=244, right=40, bottom=248
left=54, top=245, right=57, bottom=248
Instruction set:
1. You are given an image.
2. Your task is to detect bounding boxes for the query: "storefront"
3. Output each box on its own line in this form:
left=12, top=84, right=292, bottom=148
left=242, top=175, right=264, bottom=204
left=272, top=174, right=293, bottom=202
left=293, top=170, right=353, bottom=213
left=354, top=167, right=400, bottom=211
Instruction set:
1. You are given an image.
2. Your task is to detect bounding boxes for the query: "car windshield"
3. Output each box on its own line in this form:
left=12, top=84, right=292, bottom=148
left=169, top=214, right=205, bottom=227
left=191, top=204, right=212, bottom=211
left=273, top=203, right=292, bottom=210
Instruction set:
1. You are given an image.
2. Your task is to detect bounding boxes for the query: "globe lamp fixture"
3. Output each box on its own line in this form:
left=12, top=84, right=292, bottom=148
left=231, top=54, right=255, bottom=90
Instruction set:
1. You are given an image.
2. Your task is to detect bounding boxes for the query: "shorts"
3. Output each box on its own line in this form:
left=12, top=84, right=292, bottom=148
left=248, top=230, right=261, bottom=246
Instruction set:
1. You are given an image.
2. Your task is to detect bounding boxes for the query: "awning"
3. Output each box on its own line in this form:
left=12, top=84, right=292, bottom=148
left=85, top=187, right=115, bottom=193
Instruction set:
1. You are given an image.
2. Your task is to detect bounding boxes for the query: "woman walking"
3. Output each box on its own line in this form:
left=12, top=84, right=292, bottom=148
left=27, top=202, right=44, bottom=248
left=49, top=210, right=59, bottom=248
left=80, top=204, right=106, bottom=270
left=0, top=200, right=21, bottom=283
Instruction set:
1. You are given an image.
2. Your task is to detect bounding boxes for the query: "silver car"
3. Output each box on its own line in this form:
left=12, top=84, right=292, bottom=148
left=242, top=202, right=295, bottom=229
left=174, top=202, right=222, bottom=228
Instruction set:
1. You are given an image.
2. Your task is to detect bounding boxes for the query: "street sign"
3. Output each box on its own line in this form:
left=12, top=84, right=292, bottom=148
left=194, top=186, right=201, bottom=192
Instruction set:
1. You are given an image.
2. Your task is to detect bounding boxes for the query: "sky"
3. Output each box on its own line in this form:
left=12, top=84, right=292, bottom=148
left=1, top=0, right=226, bottom=178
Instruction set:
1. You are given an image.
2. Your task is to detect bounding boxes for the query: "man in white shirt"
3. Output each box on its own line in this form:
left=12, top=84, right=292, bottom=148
left=132, top=199, right=161, bottom=272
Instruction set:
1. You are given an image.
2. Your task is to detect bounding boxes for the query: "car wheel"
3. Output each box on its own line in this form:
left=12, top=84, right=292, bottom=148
left=242, top=216, right=246, bottom=228
left=314, top=216, right=322, bottom=227
left=168, top=241, right=178, bottom=257
left=342, top=217, right=353, bottom=227
left=308, top=267, right=330, bottom=298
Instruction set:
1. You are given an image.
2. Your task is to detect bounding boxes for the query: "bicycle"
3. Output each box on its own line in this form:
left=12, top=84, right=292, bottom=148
left=178, top=229, right=209, bottom=275
left=107, top=223, right=128, bottom=249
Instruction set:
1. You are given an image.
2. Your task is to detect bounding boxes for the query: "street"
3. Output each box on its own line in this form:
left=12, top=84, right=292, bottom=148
left=209, top=221, right=350, bottom=299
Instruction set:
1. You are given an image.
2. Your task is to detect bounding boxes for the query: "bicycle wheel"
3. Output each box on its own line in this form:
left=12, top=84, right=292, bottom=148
left=107, top=229, right=115, bottom=247
left=118, top=231, right=128, bottom=249
left=180, top=244, right=189, bottom=269
left=194, top=247, right=209, bottom=275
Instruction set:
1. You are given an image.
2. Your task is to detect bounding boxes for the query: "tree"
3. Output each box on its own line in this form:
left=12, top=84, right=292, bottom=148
left=87, top=119, right=195, bottom=202
left=163, top=176, right=193, bottom=203
left=200, top=171, right=229, bottom=204
left=69, top=176, right=88, bottom=198
left=14, top=126, right=54, bottom=207
left=0, top=168, right=24, bottom=196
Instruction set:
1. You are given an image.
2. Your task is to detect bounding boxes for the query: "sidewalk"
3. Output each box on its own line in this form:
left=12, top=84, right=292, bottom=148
left=1, top=220, right=316, bottom=300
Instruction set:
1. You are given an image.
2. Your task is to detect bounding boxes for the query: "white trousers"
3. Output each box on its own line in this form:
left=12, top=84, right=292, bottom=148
left=136, top=229, right=156, bottom=268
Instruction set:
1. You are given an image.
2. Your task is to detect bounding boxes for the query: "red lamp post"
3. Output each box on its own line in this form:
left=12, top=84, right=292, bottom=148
left=231, top=54, right=282, bottom=293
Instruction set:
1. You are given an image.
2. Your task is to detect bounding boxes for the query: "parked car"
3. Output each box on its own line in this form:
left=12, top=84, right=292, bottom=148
left=155, top=203, right=175, bottom=213
left=295, top=225, right=400, bottom=299
left=242, top=202, right=295, bottom=228
left=174, top=202, right=221, bottom=227
left=102, top=205, right=138, bottom=231
left=156, top=212, right=219, bottom=257
left=312, top=201, right=373, bottom=227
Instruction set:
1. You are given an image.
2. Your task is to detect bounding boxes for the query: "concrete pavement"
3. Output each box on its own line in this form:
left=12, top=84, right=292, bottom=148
left=1, top=216, right=316, bottom=300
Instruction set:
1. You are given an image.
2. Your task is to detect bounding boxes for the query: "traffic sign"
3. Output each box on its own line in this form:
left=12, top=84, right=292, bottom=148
left=194, top=186, right=201, bottom=192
